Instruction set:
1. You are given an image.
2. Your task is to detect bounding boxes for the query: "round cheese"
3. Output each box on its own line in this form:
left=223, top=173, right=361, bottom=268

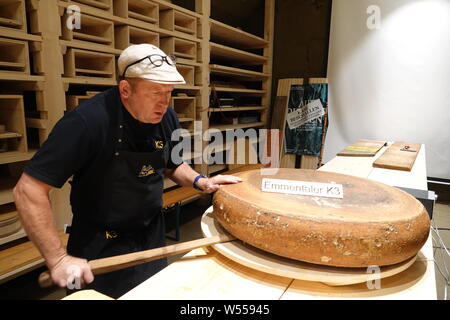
left=212, top=169, right=430, bottom=267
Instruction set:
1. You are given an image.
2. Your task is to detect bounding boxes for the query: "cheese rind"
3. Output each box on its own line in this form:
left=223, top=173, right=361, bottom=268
left=213, top=169, right=430, bottom=267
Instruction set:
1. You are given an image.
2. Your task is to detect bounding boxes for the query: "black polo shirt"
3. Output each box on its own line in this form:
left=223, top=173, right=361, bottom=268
left=24, top=86, right=183, bottom=189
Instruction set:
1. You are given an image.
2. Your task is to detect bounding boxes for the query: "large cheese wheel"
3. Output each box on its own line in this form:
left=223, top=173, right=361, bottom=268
left=212, top=169, right=430, bottom=267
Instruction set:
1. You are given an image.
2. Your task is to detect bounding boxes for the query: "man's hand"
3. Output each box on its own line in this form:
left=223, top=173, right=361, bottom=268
left=197, top=174, right=243, bottom=193
left=49, top=254, right=94, bottom=289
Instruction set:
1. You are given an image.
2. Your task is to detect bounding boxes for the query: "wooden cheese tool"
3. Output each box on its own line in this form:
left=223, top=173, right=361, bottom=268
left=38, top=233, right=236, bottom=288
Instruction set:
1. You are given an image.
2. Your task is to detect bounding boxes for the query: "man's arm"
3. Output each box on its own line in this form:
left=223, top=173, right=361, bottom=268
left=13, top=173, right=93, bottom=288
left=164, top=162, right=242, bottom=193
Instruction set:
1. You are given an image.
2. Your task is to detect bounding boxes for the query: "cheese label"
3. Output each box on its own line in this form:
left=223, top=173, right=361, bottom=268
left=261, top=178, right=344, bottom=199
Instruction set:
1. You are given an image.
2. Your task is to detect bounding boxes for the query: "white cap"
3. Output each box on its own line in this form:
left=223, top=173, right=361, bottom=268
left=118, top=44, right=186, bottom=84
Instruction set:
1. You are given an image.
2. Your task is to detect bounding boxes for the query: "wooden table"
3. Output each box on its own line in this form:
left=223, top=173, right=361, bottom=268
left=119, top=143, right=437, bottom=300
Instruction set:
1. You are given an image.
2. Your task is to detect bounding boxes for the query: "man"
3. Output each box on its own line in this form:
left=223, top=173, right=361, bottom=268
left=13, top=44, right=242, bottom=298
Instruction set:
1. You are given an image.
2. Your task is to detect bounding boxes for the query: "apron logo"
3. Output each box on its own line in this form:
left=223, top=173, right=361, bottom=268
left=138, top=164, right=155, bottom=177
left=105, top=230, right=118, bottom=239
left=155, top=140, right=164, bottom=149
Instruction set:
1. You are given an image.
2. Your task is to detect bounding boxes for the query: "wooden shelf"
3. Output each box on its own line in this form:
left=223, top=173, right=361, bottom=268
left=0, top=132, right=21, bottom=139
left=0, top=178, right=17, bottom=205
left=210, top=42, right=267, bottom=65
left=0, top=0, right=27, bottom=32
left=154, top=0, right=202, bottom=19
left=209, top=106, right=266, bottom=112
left=61, top=13, right=114, bottom=46
left=73, top=0, right=112, bottom=11
left=0, top=227, right=26, bottom=246
left=114, top=0, right=159, bottom=25
left=178, top=118, right=194, bottom=123
left=0, top=72, right=44, bottom=82
left=174, top=84, right=201, bottom=91
left=58, top=1, right=200, bottom=44
left=114, top=25, right=159, bottom=50
left=0, top=150, right=35, bottom=165
left=210, top=64, right=269, bottom=79
left=62, top=77, right=117, bottom=86
left=0, top=37, right=29, bottom=74
left=210, top=19, right=268, bottom=49
left=213, top=87, right=266, bottom=94
left=212, top=122, right=265, bottom=132
left=60, top=40, right=122, bottom=55
left=0, top=230, right=68, bottom=284
left=0, top=27, right=41, bottom=41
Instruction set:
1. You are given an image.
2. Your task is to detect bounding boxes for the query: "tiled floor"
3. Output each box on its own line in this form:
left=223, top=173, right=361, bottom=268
left=0, top=199, right=448, bottom=300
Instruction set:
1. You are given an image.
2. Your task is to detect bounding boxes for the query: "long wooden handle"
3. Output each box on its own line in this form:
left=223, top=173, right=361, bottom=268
left=38, top=233, right=236, bottom=288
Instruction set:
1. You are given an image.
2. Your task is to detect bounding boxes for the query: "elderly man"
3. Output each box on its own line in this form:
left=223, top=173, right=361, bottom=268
left=13, top=44, right=242, bottom=298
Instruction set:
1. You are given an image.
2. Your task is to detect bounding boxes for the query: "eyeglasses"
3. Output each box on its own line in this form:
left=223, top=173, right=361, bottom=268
left=122, top=54, right=177, bottom=77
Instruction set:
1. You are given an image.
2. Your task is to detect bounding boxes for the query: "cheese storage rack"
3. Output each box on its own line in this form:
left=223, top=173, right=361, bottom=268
left=0, top=0, right=274, bottom=278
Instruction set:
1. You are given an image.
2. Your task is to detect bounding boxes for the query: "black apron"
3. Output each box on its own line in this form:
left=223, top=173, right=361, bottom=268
left=67, top=103, right=170, bottom=299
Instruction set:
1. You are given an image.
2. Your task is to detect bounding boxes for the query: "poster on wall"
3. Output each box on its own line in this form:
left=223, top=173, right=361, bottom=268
left=284, top=83, right=329, bottom=157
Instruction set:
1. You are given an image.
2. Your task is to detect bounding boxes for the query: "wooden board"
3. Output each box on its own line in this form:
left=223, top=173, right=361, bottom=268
left=337, top=139, right=387, bottom=157
left=373, top=142, right=421, bottom=171
left=201, top=208, right=417, bottom=286
left=272, top=79, right=304, bottom=168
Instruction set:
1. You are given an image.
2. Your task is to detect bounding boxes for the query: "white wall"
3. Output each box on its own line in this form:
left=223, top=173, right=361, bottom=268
left=325, top=0, right=450, bottom=179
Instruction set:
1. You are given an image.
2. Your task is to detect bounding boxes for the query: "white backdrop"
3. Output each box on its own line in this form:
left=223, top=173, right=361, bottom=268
left=324, top=0, right=450, bottom=179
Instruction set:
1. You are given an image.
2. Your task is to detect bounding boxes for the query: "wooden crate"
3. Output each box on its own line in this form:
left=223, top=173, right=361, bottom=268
left=66, top=91, right=100, bottom=111
left=67, top=0, right=113, bottom=13
left=160, top=37, right=197, bottom=61
left=0, top=95, right=27, bottom=155
left=176, top=64, right=194, bottom=85
left=160, top=8, right=197, bottom=36
left=63, top=48, right=115, bottom=79
left=113, top=0, right=159, bottom=25
left=0, top=37, right=29, bottom=74
left=0, top=0, right=26, bottom=32
left=171, top=96, right=195, bottom=120
left=114, top=25, right=159, bottom=50
left=61, top=12, right=114, bottom=46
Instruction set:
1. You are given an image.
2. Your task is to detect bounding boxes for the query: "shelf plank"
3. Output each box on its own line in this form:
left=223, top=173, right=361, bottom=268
left=62, top=77, right=117, bottom=86
left=209, top=106, right=266, bottom=112
left=213, top=87, right=266, bottom=94
left=60, top=40, right=122, bottom=55
left=178, top=117, right=194, bottom=122
left=0, top=27, right=42, bottom=42
left=0, top=72, right=44, bottom=82
left=0, top=149, right=36, bottom=166
left=0, top=228, right=26, bottom=246
left=212, top=122, right=265, bottom=132
left=174, top=84, right=202, bottom=91
left=0, top=132, right=22, bottom=139
left=210, top=19, right=268, bottom=49
left=210, top=64, right=269, bottom=79
left=210, top=42, right=267, bottom=65
left=0, top=178, right=17, bottom=205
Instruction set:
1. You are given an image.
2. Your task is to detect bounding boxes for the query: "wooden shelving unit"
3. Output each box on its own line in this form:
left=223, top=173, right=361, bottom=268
left=0, top=0, right=274, bottom=281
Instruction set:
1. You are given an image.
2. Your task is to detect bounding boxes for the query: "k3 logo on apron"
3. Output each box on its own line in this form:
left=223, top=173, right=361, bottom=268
left=138, top=164, right=155, bottom=177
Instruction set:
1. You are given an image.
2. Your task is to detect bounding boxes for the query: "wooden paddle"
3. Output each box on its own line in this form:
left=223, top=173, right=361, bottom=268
left=38, top=233, right=236, bottom=288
